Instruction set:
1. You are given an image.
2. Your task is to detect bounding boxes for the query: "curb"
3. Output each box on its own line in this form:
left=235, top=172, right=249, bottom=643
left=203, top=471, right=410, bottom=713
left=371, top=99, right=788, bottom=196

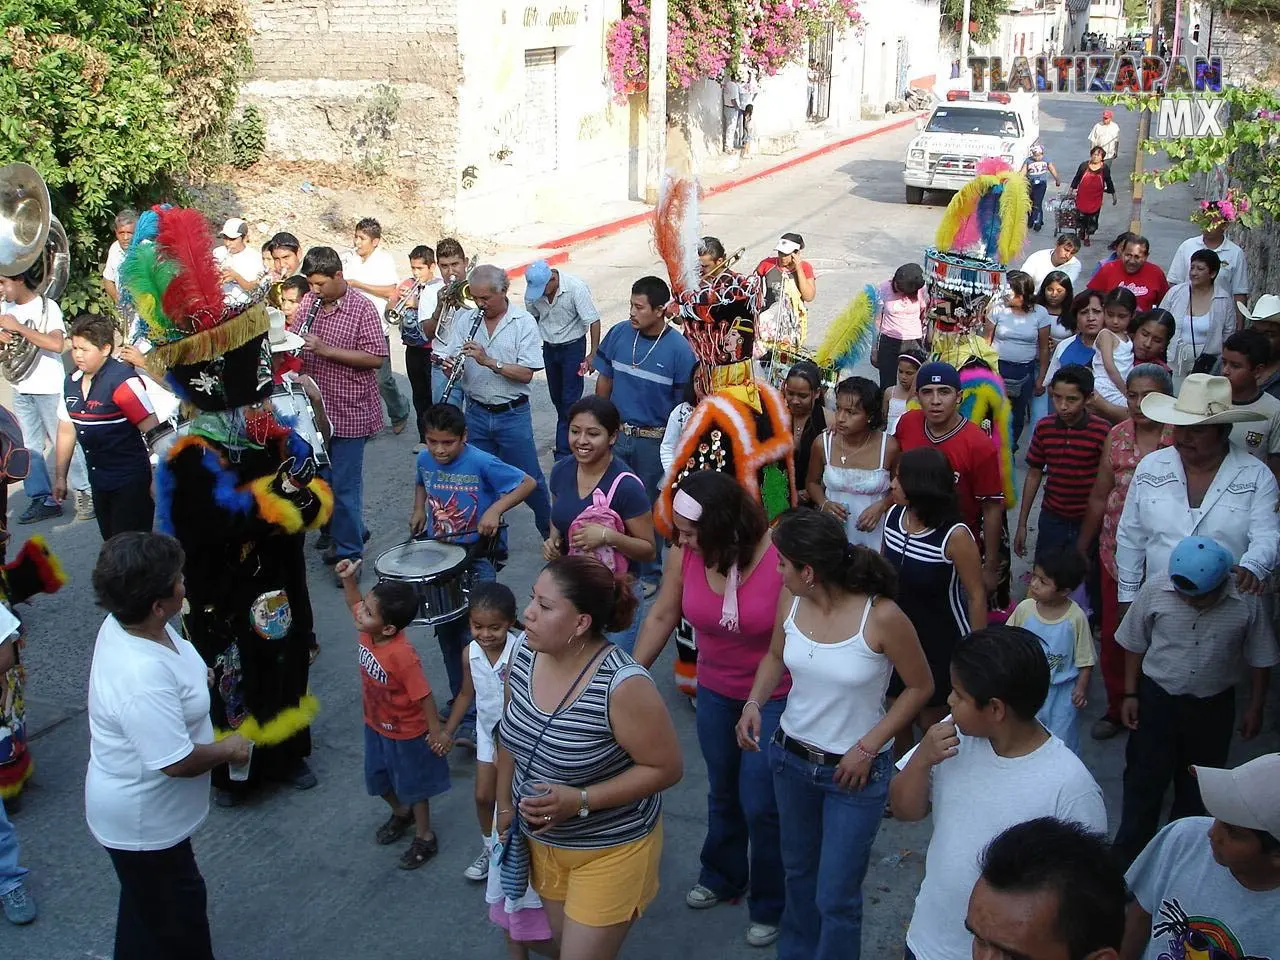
left=504, top=248, right=570, bottom=280
left=532, top=113, right=924, bottom=254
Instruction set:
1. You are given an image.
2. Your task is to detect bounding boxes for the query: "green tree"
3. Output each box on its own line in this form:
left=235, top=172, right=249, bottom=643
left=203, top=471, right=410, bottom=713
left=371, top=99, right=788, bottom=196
left=0, top=0, right=251, bottom=313
left=1122, top=0, right=1147, bottom=27
left=941, top=0, right=1012, bottom=45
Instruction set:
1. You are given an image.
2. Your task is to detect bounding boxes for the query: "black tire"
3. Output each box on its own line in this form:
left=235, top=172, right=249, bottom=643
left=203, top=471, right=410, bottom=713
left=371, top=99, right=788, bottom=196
left=905, top=185, right=925, bottom=205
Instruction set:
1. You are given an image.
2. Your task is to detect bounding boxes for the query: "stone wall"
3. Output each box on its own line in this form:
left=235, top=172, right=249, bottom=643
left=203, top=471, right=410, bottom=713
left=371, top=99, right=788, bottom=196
left=242, top=0, right=461, bottom=222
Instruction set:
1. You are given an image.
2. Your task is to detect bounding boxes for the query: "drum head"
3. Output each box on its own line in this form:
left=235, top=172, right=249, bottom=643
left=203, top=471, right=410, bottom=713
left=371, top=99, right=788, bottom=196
left=374, top=539, right=468, bottom=578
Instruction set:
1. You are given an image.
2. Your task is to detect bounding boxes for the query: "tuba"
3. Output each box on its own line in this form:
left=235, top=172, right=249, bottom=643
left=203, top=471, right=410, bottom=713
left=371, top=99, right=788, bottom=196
left=0, top=163, right=70, bottom=383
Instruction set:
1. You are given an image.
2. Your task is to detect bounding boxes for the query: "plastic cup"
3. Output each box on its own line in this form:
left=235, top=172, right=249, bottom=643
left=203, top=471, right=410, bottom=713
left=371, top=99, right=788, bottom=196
left=228, top=742, right=254, bottom=782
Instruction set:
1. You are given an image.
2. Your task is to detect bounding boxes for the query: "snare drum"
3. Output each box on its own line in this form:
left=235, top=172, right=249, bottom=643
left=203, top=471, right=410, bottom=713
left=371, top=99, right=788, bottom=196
left=373, top=539, right=471, bottom=626
left=271, top=384, right=329, bottom=466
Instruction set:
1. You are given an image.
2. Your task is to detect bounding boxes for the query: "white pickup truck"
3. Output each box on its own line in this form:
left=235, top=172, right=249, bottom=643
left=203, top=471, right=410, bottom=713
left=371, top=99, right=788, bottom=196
left=903, top=91, right=1040, bottom=204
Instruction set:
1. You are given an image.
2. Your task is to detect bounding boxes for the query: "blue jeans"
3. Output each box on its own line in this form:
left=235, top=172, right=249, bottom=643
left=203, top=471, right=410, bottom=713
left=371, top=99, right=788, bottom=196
left=1029, top=178, right=1049, bottom=228
left=771, top=743, right=890, bottom=960
left=998, top=358, right=1037, bottom=451
left=605, top=578, right=644, bottom=655
left=433, top=558, right=495, bottom=726
left=1035, top=507, right=1081, bottom=562
left=614, top=431, right=666, bottom=582
left=328, top=435, right=368, bottom=560
left=378, top=339, right=411, bottom=426
left=464, top=401, right=551, bottom=540
left=0, top=798, right=27, bottom=896
left=543, top=337, right=586, bottom=460
left=696, top=687, right=785, bottom=925
left=13, top=391, right=88, bottom=503
left=431, top=364, right=461, bottom=407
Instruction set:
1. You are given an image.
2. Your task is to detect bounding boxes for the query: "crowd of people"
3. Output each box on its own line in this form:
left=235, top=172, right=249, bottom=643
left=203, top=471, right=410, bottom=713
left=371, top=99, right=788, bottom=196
left=0, top=188, right=1276, bottom=960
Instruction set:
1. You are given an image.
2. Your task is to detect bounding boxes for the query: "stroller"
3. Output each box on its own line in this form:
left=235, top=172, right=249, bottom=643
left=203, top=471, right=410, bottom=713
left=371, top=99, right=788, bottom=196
left=1050, top=189, right=1079, bottom=234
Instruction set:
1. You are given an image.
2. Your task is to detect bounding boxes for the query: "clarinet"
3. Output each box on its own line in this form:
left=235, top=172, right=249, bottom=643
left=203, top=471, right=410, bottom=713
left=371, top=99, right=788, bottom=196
left=296, top=293, right=323, bottom=339
left=441, top=309, right=486, bottom=404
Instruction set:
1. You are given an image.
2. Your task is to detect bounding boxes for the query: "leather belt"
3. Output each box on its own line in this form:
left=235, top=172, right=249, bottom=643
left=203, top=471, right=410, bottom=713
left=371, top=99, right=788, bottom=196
left=773, top=729, right=843, bottom=767
left=621, top=422, right=664, bottom=439
left=470, top=395, right=529, bottom=414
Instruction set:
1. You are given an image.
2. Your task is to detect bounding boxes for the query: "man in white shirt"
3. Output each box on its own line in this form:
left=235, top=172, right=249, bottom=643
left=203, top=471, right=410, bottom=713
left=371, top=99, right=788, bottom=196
left=1019, top=234, right=1082, bottom=286
left=342, top=217, right=411, bottom=433
left=890, top=627, right=1107, bottom=960
left=0, top=271, right=92, bottom=523
left=1088, top=109, right=1121, bottom=162
left=214, top=218, right=265, bottom=306
left=101, top=209, right=137, bottom=304
left=1221, top=329, right=1280, bottom=484
left=523, top=260, right=601, bottom=460
left=722, top=72, right=743, bottom=151
left=1166, top=217, right=1251, bottom=307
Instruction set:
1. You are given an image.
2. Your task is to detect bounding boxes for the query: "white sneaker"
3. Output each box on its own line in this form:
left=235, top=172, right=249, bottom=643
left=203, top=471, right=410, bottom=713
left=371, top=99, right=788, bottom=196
left=74, top=489, right=95, bottom=521
left=685, top=884, right=724, bottom=909
left=746, top=923, right=780, bottom=947
left=463, top=847, right=489, bottom=881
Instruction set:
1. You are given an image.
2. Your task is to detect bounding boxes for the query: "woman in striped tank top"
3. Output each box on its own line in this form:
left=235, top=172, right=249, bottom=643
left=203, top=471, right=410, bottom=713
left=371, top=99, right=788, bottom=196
left=497, top=556, right=682, bottom=960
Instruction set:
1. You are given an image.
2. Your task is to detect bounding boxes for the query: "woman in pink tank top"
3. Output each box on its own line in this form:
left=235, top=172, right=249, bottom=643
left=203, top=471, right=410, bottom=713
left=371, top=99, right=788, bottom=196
left=633, top=471, right=788, bottom=947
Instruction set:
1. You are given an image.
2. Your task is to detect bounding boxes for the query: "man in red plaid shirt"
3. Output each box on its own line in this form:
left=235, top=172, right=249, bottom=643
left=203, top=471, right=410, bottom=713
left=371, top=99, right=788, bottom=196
left=299, top=247, right=387, bottom=572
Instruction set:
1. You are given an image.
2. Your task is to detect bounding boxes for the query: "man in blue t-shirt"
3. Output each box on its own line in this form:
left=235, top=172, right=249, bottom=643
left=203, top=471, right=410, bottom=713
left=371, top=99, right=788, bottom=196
left=595, top=276, right=695, bottom=587
left=410, top=403, right=534, bottom=742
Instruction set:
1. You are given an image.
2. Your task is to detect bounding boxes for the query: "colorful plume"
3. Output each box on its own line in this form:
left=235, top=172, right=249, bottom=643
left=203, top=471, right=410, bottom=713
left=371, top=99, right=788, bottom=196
left=815, top=284, right=879, bottom=371
left=119, top=242, right=178, bottom=340
left=958, top=365, right=1016, bottom=506
left=935, top=168, right=1030, bottom=265
left=654, top=173, right=701, bottom=295
left=157, top=208, right=224, bottom=332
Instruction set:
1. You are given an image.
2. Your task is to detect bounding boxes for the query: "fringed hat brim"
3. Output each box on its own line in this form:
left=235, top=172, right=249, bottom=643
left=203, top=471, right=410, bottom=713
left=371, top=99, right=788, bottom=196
left=146, top=303, right=271, bottom=378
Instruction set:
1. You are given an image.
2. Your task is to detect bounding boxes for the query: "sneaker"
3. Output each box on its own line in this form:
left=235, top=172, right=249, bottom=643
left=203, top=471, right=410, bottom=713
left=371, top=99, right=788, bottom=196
left=1091, top=717, right=1123, bottom=740
left=288, top=760, right=318, bottom=790
left=0, top=882, right=36, bottom=925
left=314, top=533, right=333, bottom=552
left=746, top=923, right=779, bottom=948
left=74, top=489, right=95, bottom=521
left=685, top=884, right=729, bottom=909
left=17, top=500, right=60, bottom=524
left=463, top=847, right=490, bottom=881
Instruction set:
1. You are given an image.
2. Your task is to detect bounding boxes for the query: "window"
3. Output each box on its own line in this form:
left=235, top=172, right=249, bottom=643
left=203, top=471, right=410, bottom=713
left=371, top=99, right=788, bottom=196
left=925, top=108, right=1021, bottom=137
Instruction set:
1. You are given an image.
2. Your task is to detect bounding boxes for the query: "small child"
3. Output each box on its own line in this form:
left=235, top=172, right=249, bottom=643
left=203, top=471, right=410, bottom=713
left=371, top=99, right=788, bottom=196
left=1008, top=548, right=1094, bottom=753
left=1094, top=287, right=1137, bottom=398
left=431, top=584, right=553, bottom=958
left=882, top=347, right=925, bottom=435
left=337, top=559, right=450, bottom=871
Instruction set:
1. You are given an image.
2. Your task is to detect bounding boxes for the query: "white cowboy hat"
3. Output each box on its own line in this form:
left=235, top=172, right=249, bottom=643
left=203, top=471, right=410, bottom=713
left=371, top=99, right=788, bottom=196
left=1237, top=294, right=1280, bottom=323
left=267, top=307, right=304, bottom=353
left=1141, top=373, right=1268, bottom=426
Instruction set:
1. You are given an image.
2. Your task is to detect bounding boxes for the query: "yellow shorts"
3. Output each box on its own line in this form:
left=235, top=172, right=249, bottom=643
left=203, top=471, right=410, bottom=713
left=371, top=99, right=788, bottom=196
left=528, top=820, right=663, bottom=928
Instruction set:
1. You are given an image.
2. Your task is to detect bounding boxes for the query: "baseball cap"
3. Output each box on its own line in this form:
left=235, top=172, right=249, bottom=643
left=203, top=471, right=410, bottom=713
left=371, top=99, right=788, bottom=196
left=220, top=218, right=248, bottom=239
left=1193, top=753, right=1280, bottom=838
left=1102, top=109, right=1114, bottom=119
left=915, top=361, right=961, bottom=391
left=1167, top=536, right=1233, bottom=596
left=777, top=232, right=804, bottom=255
left=524, top=259, right=553, bottom=302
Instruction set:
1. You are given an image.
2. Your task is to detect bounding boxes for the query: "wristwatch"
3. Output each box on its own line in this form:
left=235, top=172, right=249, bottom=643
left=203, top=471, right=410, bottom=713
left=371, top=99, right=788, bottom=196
left=577, top=789, right=590, bottom=818
left=492, top=359, right=505, bottom=371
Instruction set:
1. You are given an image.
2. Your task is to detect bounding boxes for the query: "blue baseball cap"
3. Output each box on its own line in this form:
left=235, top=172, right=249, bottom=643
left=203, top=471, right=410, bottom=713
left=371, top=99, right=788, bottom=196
left=524, top=260, right=553, bottom=302
left=915, top=361, right=961, bottom=391
left=1168, top=536, right=1233, bottom=596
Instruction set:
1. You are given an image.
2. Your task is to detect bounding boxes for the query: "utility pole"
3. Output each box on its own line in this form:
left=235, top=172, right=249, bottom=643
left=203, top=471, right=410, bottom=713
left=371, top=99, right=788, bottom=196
left=1129, top=0, right=1161, bottom=233
left=644, top=0, right=668, bottom=205
left=960, top=0, right=973, bottom=75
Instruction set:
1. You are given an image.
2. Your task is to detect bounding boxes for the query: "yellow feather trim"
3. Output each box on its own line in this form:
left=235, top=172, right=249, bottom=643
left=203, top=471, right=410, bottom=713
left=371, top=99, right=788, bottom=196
left=145, top=304, right=270, bottom=377
left=307, top=479, right=334, bottom=531
left=215, top=694, right=319, bottom=746
left=935, top=174, right=998, bottom=251
left=0, top=760, right=33, bottom=799
left=248, top=476, right=305, bottom=533
left=996, top=172, right=1031, bottom=264
left=816, top=287, right=876, bottom=369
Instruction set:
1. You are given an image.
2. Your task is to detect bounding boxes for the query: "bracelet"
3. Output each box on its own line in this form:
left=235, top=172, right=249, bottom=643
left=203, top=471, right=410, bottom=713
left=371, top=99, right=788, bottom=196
left=497, top=808, right=514, bottom=816
left=854, top=741, right=877, bottom=761
left=742, top=699, right=763, bottom=713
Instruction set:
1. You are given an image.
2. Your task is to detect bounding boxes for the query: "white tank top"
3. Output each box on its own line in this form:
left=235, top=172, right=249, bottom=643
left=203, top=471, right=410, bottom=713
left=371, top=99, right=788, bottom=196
left=778, top=595, right=892, bottom=754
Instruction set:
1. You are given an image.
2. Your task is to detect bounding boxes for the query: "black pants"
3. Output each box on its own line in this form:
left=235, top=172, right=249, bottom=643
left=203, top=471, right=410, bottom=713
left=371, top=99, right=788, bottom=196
left=404, top=346, right=432, bottom=442
left=106, top=839, right=215, bottom=960
left=875, top=335, right=922, bottom=391
left=1112, top=675, right=1235, bottom=866
left=93, top=482, right=155, bottom=541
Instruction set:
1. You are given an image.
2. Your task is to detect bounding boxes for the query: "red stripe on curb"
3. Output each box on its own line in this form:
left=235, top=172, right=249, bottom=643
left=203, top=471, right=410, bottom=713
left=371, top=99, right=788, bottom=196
left=534, top=113, right=924, bottom=251
left=505, top=248, right=570, bottom=279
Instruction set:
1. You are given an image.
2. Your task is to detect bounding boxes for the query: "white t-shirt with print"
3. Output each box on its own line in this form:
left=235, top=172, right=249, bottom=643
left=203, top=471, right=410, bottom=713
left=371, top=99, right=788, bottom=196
left=1, top=295, right=66, bottom=395
left=215, top=244, right=265, bottom=306
left=1229, top=391, right=1280, bottom=464
left=343, top=247, right=399, bottom=336
left=903, top=732, right=1108, bottom=960
left=85, top=616, right=215, bottom=852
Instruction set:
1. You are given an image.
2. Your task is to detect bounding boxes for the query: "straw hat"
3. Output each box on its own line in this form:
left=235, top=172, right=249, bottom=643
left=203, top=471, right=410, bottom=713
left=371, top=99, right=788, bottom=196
left=1140, top=374, right=1268, bottom=426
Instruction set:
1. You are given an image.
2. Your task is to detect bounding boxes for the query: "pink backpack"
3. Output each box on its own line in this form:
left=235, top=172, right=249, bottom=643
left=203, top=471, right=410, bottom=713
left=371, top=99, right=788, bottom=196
left=568, top=471, right=640, bottom=575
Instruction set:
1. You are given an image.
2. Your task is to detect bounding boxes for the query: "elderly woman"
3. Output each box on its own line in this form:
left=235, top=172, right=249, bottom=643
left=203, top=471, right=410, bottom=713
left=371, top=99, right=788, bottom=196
left=1077, top=364, right=1176, bottom=740
left=497, top=555, right=681, bottom=960
left=86, top=533, right=252, bottom=958
left=1159, top=248, right=1236, bottom=383
left=633, top=470, right=787, bottom=948
left=1114, top=373, right=1278, bottom=616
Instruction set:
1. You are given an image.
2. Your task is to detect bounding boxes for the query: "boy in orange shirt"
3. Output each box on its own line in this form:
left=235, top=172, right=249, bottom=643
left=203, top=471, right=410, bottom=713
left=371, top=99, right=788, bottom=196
left=337, top=559, right=450, bottom=870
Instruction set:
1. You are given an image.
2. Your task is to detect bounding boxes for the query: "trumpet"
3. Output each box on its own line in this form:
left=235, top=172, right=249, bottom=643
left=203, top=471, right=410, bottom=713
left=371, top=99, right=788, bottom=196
left=385, top=279, right=425, bottom=327
left=704, top=247, right=746, bottom=282
left=434, top=259, right=478, bottom=346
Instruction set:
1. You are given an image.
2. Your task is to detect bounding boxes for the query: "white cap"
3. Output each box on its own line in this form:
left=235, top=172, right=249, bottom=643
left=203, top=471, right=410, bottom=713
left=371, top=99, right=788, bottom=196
left=776, top=237, right=801, bottom=255
left=220, top=218, right=248, bottom=239
left=1193, top=753, right=1280, bottom=837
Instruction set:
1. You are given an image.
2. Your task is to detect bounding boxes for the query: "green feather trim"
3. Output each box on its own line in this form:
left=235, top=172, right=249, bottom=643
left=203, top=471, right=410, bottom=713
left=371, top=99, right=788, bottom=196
left=118, top=243, right=178, bottom=340
left=761, top=463, right=791, bottom=522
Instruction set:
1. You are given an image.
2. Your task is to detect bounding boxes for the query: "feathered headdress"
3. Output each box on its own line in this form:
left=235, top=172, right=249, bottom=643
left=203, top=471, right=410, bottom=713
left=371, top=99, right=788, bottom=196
left=815, top=285, right=880, bottom=372
left=654, top=172, right=701, bottom=295
left=935, top=159, right=1031, bottom=266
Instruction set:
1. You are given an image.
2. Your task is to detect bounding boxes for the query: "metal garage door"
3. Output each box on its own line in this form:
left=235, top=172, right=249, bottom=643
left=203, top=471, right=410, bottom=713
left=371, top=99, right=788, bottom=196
left=524, top=47, right=558, bottom=174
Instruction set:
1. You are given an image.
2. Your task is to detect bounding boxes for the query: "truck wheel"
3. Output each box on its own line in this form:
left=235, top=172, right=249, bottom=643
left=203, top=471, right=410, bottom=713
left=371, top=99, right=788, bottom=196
left=905, top=186, right=925, bottom=205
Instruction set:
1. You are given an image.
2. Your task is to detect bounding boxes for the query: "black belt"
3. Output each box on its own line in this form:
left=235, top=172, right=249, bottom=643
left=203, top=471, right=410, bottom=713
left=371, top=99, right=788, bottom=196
left=773, top=729, right=843, bottom=767
left=470, top=395, right=529, bottom=414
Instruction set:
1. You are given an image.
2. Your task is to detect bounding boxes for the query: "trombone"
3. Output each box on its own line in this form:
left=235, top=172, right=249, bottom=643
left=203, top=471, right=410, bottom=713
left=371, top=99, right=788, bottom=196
left=703, top=247, right=746, bottom=282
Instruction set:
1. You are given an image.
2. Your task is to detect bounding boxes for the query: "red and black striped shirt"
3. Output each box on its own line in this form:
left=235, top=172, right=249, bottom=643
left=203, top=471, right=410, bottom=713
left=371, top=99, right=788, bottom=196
left=1026, top=413, right=1111, bottom=519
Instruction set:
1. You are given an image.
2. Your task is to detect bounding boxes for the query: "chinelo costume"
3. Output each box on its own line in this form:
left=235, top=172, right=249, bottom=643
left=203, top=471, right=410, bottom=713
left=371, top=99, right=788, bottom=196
left=119, top=206, right=333, bottom=799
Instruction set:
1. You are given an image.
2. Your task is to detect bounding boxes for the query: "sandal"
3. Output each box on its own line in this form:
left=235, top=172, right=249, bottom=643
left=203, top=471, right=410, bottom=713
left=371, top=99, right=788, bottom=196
left=376, top=812, right=414, bottom=845
left=398, top=834, right=439, bottom=870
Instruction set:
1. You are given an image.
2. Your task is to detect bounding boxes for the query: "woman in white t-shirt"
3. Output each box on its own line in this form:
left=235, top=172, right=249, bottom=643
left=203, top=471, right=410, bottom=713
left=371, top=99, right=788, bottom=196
left=735, top=509, right=932, bottom=960
left=984, top=270, right=1052, bottom=449
left=86, top=533, right=250, bottom=959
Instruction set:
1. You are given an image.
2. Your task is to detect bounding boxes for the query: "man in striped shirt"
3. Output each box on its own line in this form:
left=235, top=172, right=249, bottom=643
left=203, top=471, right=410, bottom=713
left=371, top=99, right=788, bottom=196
left=1014, top=364, right=1111, bottom=563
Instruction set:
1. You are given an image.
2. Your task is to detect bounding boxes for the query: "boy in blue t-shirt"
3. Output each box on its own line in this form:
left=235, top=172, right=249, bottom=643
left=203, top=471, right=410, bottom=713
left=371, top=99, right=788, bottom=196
left=409, top=403, right=534, bottom=744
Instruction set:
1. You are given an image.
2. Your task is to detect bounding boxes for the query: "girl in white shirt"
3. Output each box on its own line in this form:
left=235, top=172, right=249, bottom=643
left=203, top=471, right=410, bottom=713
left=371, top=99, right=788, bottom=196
left=985, top=270, right=1052, bottom=448
left=1094, top=288, right=1138, bottom=399
left=736, top=509, right=933, bottom=960
left=1030, top=271, right=1076, bottom=428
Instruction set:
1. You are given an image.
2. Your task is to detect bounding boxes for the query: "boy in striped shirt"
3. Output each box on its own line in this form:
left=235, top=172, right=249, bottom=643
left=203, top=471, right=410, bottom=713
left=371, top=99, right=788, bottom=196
left=1014, top=364, right=1111, bottom=562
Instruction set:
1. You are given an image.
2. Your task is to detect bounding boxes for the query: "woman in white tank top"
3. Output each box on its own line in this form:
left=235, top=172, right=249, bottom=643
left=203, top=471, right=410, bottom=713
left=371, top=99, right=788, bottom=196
left=734, top=510, right=933, bottom=960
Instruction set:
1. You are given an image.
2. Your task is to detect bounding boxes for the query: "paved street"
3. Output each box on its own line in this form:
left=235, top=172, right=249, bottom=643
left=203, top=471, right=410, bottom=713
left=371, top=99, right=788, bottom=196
left=6, top=95, right=1277, bottom=959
